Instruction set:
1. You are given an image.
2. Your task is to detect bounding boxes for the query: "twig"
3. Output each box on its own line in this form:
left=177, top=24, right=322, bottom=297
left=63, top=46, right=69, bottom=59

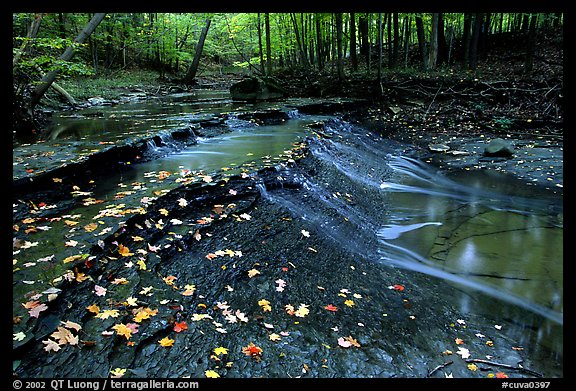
left=465, top=359, right=543, bottom=377
left=423, top=85, right=442, bottom=122
left=427, top=360, right=453, bottom=377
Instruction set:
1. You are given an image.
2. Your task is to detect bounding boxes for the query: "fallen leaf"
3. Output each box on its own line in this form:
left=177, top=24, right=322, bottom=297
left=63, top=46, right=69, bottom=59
left=61, top=321, right=82, bottom=332
left=242, top=342, right=263, bottom=358
left=42, top=339, right=61, bottom=352
left=29, top=303, right=48, bottom=318
left=13, top=332, right=26, bottom=341
left=86, top=304, right=100, bottom=314
left=338, top=337, right=352, bottom=348
left=495, top=372, right=509, bottom=378
left=455, top=338, right=465, bottom=345
left=112, top=323, right=133, bottom=340
left=324, top=304, right=338, bottom=312
left=204, top=370, right=220, bottom=378
left=247, top=269, right=260, bottom=278
left=173, top=321, right=188, bottom=333
left=94, top=285, right=107, bottom=297
left=158, top=337, right=174, bottom=347
left=301, top=230, right=310, bottom=237
left=344, top=300, right=355, bottom=307
left=110, top=368, right=126, bottom=378
left=213, top=347, right=229, bottom=356
left=467, top=363, right=478, bottom=371
left=294, top=304, right=310, bottom=318
left=456, top=347, right=470, bottom=359
left=118, top=244, right=134, bottom=257
left=269, top=333, right=281, bottom=342
left=95, top=309, right=120, bottom=319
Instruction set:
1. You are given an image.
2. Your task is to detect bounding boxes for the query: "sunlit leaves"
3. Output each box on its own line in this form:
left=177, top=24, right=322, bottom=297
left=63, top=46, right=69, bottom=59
left=204, top=370, right=220, bottom=378
left=118, top=244, right=134, bottom=257
left=95, top=309, right=120, bottom=319
left=258, top=299, right=272, bottom=312
left=158, top=337, right=174, bottom=347
left=247, top=269, right=260, bottom=278
left=132, top=307, right=158, bottom=323
left=112, top=323, right=133, bottom=340
left=213, top=347, right=229, bottom=356
left=338, top=336, right=360, bottom=348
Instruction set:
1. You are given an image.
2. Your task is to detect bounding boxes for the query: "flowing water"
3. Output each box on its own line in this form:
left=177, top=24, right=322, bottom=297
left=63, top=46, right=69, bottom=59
left=16, top=91, right=563, bottom=376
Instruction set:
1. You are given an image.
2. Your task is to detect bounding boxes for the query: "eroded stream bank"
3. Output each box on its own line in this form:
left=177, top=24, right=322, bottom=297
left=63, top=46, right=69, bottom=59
left=13, top=93, right=562, bottom=379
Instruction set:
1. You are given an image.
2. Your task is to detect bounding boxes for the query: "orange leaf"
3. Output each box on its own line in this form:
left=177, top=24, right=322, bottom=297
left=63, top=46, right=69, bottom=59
left=392, top=284, right=405, bottom=291
left=455, top=338, right=465, bottom=345
left=324, top=304, right=338, bottom=312
left=495, top=372, right=509, bottom=378
left=173, top=321, right=188, bottom=333
left=118, top=244, right=134, bottom=257
left=242, top=342, right=263, bottom=358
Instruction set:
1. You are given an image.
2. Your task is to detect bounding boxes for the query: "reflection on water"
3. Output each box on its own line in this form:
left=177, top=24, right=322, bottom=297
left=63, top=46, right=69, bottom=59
left=378, top=157, right=563, bottom=325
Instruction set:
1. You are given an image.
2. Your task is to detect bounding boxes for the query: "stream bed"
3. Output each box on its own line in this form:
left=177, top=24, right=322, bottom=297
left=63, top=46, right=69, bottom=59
left=12, top=91, right=563, bottom=379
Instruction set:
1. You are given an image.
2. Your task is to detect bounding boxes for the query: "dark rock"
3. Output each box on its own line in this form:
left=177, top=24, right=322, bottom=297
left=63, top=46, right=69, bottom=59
left=483, top=138, right=515, bottom=157
left=230, top=76, right=286, bottom=101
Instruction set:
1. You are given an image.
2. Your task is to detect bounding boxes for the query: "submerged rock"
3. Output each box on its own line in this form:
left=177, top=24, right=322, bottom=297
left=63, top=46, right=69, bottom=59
left=230, top=76, right=286, bottom=101
left=484, top=137, right=515, bottom=157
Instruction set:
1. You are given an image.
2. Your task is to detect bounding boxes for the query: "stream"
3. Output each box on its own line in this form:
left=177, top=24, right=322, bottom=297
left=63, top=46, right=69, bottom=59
left=13, top=90, right=563, bottom=378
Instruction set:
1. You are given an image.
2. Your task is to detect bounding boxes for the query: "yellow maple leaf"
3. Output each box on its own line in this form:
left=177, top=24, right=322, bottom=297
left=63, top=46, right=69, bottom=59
left=213, top=347, right=229, bottom=356
left=247, top=269, right=260, bottom=278
left=110, top=368, right=127, bottom=378
left=294, top=304, right=310, bottom=318
left=467, top=363, right=479, bottom=371
left=344, top=299, right=355, bottom=307
left=112, top=323, right=133, bottom=340
left=132, top=236, right=145, bottom=242
left=158, top=337, right=174, bottom=347
left=205, top=370, right=220, bottom=378
left=181, top=284, right=196, bottom=296
left=269, top=333, right=281, bottom=342
left=125, top=297, right=138, bottom=307
left=118, top=244, right=134, bottom=257
left=95, top=309, right=120, bottom=319
left=84, top=222, right=98, bottom=232
left=86, top=304, right=100, bottom=314
left=133, top=307, right=158, bottom=323
left=159, top=208, right=169, bottom=216
left=137, top=259, right=147, bottom=270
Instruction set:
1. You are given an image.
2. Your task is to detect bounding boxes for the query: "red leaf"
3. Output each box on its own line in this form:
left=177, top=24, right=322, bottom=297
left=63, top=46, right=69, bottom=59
left=392, top=284, right=405, bottom=291
left=324, top=304, right=338, bottom=312
left=173, top=321, right=188, bottom=333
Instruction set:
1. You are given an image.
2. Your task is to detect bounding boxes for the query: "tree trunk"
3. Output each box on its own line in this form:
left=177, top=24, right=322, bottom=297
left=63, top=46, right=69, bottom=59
left=265, top=13, right=272, bottom=75
left=415, top=15, right=428, bottom=70
left=377, top=13, right=383, bottom=89
left=291, top=13, right=310, bottom=68
left=392, top=12, right=399, bottom=68
left=358, top=14, right=369, bottom=68
left=469, top=13, right=483, bottom=70
left=428, top=13, right=439, bottom=70
left=315, top=15, right=323, bottom=71
left=437, top=13, right=448, bottom=65
left=257, top=13, right=265, bottom=74
left=30, top=12, right=106, bottom=109
left=13, top=13, right=43, bottom=68
left=335, top=13, right=344, bottom=80
left=183, top=18, right=211, bottom=84
left=525, top=13, right=538, bottom=72
left=462, top=13, right=472, bottom=66
left=350, top=13, right=358, bottom=71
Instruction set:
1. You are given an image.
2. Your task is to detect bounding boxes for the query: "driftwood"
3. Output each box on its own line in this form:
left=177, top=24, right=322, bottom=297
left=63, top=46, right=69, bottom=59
left=465, top=358, right=543, bottom=377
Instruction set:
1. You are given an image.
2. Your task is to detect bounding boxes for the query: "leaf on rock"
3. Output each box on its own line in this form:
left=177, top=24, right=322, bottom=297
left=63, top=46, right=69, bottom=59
left=86, top=304, right=100, bottom=315
left=456, top=347, right=470, bottom=359
left=13, top=332, right=26, bottom=341
left=94, top=285, right=107, bottom=297
left=324, top=304, right=338, bottom=312
left=455, top=338, right=465, bottom=345
left=247, top=269, right=260, bottom=278
left=205, top=370, right=220, bottom=378
left=214, top=347, right=229, bottom=356
left=42, top=339, right=61, bottom=353
left=112, top=323, right=133, bottom=340
left=344, top=300, right=355, bottom=307
left=173, top=321, right=188, bottom=333
left=118, top=244, right=134, bottom=257
left=29, top=303, right=48, bottom=318
left=294, top=304, right=310, bottom=318
left=269, top=333, right=281, bottom=342
left=242, top=342, right=263, bottom=358
left=95, top=309, right=120, bottom=319
left=158, top=337, right=174, bottom=347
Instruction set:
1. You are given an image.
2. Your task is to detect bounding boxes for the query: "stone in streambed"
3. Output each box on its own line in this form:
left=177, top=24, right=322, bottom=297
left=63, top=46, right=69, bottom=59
left=483, top=138, right=515, bottom=157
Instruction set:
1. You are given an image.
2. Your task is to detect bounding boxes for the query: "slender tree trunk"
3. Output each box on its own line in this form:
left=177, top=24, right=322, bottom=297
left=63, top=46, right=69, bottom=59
left=469, top=13, right=483, bottom=70
left=183, top=18, right=211, bottom=84
left=525, top=13, right=538, bottom=72
left=428, top=13, right=439, bottom=70
left=403, top=15, right=411, bottom=68
left=265, top=13, right=272, bottom=75
left=392, top=12, right=399, bottom=68
left=437, top=13, right=448, bottom=65
left=415, top=15, right=428, bottom=70
left=315, top=15, right=323, bottom=71
left=358, top=14, right=369, bottom=69
left=257, top=13, right=265, bottom=74
left=13, top=13, right=43, bottom=68
left=30, top=12, right=106, bottom=109
left=462, top=13, right=472, bottom=67
left=291, top=13, right=310, bottom=68
left=350, top=13, right=358, bottom=71
left=377, top=13, right=383, bottom=88
left=335, top=13, right=344, bottom=80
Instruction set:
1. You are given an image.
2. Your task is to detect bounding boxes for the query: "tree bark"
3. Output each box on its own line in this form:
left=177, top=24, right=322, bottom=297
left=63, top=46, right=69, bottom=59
left=335, top=13, right=344, bottom=80
left=469, top=13, right=483, bottom=70
left=350, top=13, right=358, bottom=71
left=257, top=13, right=265, bottom=74
left=415, top=15, right=428, bottom=70
left=13, top=13, right=43, bottom=68
left=428, top=13, right=439, bottom=70
left=265, top=13, right=272, bottom=75
left=315, top=15, right=323, bottom=71
left=183, top=18, right=211, bottom=84
left=30, top=12, right=106, bottom=109
left=525, top=13, right=538, bottom=72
